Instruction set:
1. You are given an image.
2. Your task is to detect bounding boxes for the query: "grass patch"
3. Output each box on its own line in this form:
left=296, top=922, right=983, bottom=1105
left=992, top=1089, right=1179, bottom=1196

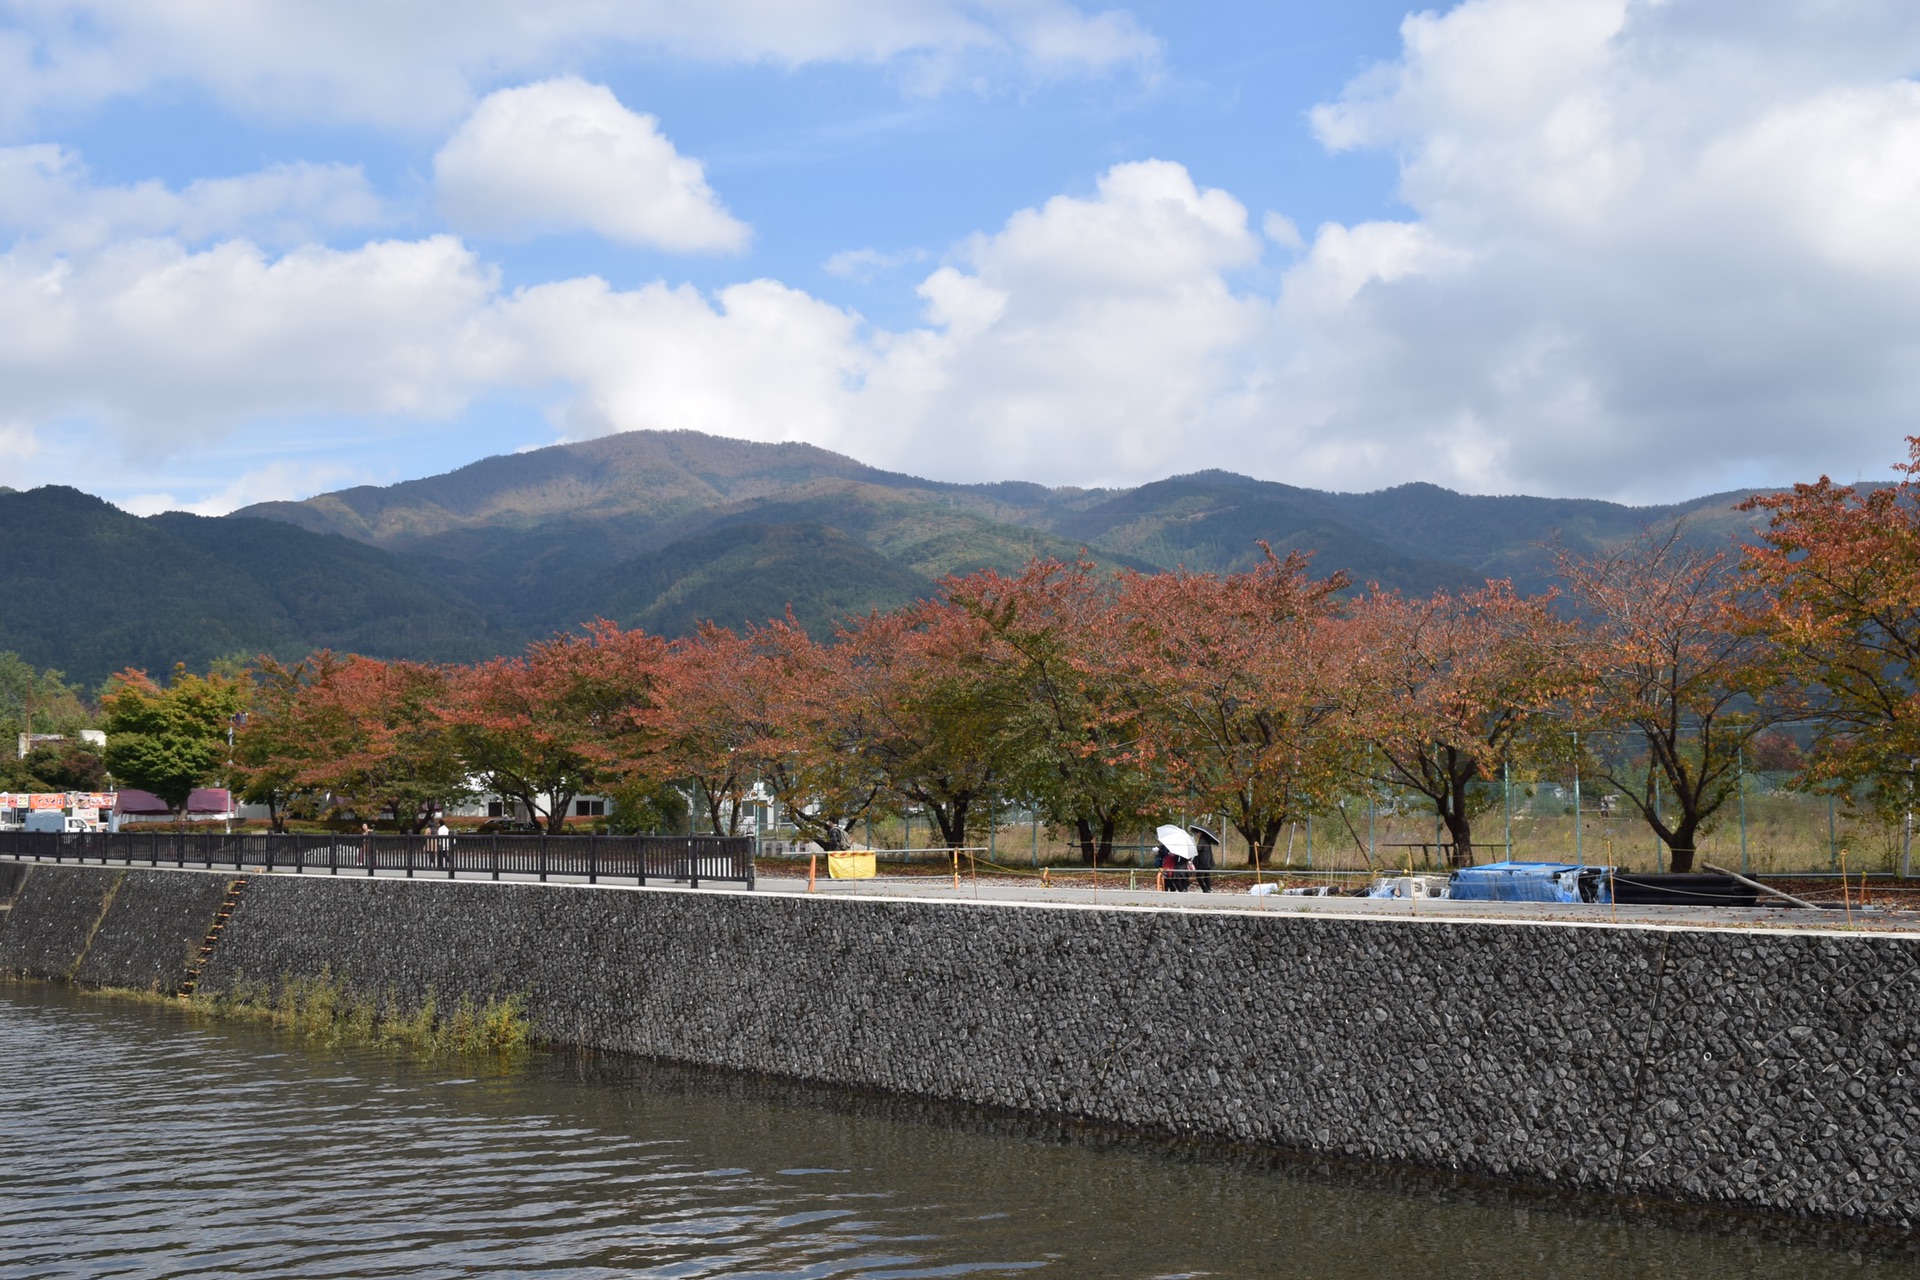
left=186, top=968, right=533, bottom=1059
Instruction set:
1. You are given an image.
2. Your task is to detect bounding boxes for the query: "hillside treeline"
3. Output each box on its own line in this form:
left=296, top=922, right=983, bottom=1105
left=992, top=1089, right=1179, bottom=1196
left=104, top=441, right=1920, bottom=875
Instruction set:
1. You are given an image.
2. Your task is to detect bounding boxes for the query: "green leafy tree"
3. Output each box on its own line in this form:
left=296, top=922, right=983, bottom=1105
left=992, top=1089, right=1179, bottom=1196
left=100, top=664, right=249, bottom=818
left=0, top=651, right=93, bottom=745
left=11, top=743, right=109, bottom=792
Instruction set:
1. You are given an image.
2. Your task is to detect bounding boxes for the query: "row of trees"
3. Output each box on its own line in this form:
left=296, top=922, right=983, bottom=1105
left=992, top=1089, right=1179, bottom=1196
left=102, top=439, right=1920, bottom=875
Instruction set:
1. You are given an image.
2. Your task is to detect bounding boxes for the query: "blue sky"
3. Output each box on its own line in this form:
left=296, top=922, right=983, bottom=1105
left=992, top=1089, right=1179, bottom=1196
left=4, top=1, right=1919, bottom=514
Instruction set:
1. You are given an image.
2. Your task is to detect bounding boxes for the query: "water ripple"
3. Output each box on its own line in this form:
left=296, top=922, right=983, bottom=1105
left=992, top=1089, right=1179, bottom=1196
left=0, top=984, right=1908, bottom=1280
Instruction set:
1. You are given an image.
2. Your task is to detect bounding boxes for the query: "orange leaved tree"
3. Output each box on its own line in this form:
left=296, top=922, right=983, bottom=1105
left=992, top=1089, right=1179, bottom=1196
left=641, top=623, right=783, bottom=837
left=1337, top=583, right=1579, bottom=867
left=831, top=598, right=1017, bottom=851
left=946, top=559, right=1166, bottom=866
left=445, top=632, right=619, bottom=834
left=1741, top=439, right=1920, bottom=820
left=1120, top=548, right=1351, bottom=868
left=262, top=653, right=467, bottom=830
left=1558, top=524, right=1796, bottom=872
left=748, top=618, right=888, bottom=845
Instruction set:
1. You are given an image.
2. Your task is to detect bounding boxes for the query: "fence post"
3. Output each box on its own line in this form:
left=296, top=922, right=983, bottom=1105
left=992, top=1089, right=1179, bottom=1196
left=330, top=840, right=338, bottom=876
left=406, top=837, right=414, bottom=879
left=539, top=835, right=548, bottom=883
left=490, top=836, right=500, bottom=882
left=588, top=838, right=598, bottom=885
left=691, top=837, right=700, bottom=890
left=637, top=837, right=647, bottom=887
left=1738, top=748, right=1749, bottom=876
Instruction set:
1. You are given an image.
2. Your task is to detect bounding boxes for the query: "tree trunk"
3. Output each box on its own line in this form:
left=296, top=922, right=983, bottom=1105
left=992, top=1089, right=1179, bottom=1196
left=1074, top=817, right=1097, bottom=866
left=1072, top=815, right=1116, bottom=866
left=930, top=796, right=969, bottom=849
left=1236, top=816, right=1284, bottom=871
left=1441, top=806, right=1475, bottom=867
left=1668, top=814, right=1701, bottom=873
left=549, top=791, right=575, bottom=835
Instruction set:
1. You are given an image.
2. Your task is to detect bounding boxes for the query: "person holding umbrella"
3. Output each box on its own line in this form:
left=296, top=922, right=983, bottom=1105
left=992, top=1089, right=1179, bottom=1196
left=1156, top=824, right=1198, bottom=892
left=1187, top=825, right=1219, bottom=893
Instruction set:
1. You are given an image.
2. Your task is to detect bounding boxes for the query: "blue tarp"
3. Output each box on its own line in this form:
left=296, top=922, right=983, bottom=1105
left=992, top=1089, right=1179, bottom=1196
left=1447, top=861, right=1613, bottom=904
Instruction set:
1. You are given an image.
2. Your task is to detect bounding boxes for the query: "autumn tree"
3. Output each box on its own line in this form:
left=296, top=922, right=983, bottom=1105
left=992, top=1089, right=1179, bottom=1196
left=100, top=664, right=249, bottom=819
left=947, top=559, right=1167, bottom=865
left=1338, top=583, right=1579, bottom=867
left=261, top=654, right=467, bottom=829
left=447, top=635, right=615, bottom=834
left=1121, top=548, right=1352, bottom=868
left=831, top=599, right=1019, bottom=851
left=1558, top=525, right=1796, bottom=872
left=1741, top=438, right=1920, bottom=819
left=640, top=623, right=785, bottom=837
left=230, top=654, right=319, bottom=831
left=747, top=618, right=887, bottom=844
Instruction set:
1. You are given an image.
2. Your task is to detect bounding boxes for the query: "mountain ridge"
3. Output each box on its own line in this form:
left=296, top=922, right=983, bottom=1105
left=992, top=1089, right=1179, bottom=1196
left=5, top=430, right=1775, bottom=685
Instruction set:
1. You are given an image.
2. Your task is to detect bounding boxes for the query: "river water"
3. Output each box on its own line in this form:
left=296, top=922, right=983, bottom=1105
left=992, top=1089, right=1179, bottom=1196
left=0, top=983, right=1906, bottom=1279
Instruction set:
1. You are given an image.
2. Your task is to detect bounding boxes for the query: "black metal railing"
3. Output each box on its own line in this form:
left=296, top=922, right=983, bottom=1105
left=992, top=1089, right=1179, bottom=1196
left=0, top=830, right=755, bottom=889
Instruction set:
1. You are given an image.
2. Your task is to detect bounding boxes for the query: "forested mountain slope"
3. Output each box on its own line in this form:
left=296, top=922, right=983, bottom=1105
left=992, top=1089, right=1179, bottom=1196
left=8, top=430, right=1773, bottom=683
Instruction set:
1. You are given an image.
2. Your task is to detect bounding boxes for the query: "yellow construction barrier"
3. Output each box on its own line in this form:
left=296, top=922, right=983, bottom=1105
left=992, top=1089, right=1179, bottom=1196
left=828, top=851, right=877, bottom=880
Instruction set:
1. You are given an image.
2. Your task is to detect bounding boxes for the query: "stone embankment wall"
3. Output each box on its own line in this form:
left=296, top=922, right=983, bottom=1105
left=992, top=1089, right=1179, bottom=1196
left=0, top=864, right=232, bottom=990
left=1, top=861, right=1915, bottom=1229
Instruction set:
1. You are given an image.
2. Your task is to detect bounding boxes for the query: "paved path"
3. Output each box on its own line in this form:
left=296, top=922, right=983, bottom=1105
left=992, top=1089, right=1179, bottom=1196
left=752, top=872, right=1920, bottom=934
left=6, top=853, right=1916, bottom=936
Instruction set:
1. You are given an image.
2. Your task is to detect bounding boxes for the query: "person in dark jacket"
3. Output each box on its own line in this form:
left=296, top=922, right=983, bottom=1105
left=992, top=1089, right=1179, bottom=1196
left=1187, top=825, right=1220, bottom=893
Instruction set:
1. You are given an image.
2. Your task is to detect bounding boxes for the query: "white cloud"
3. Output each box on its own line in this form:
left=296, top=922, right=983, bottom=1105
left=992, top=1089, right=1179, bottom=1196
left=0, top=1, right=1160, bottom=131
left=1276, top=0, right=1920, bottom=497
left=487, top=275, right=868, bottom=443
left=17, top=0, right=1920, bottom=507
left=822, top=246, right=928, bottom=281
left=118, top=459, right=362, bottom=517
left=435, top=79, right=747, bottom=253
left=0, top=235, right=494, bottom=449
left=846, top=160, right=1269, bottom=480
left=0, top=144, right=385, bottom=251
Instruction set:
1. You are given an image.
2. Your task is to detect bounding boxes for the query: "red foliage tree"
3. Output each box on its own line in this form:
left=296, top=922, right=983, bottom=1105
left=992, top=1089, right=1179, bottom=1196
left=445, top=631, right=624, bottom=834
left=829, top=598, right=1019, bottom=851
left=1558, top=524, right=1797, bottom=872
left=1120, top=548, right=1351, bottom=867
left=945, top=559, right=1169, bottom=865
left=1336, top=583, right=1579, bottom=867
left=640, top=623, right=784, bottom=837
left=1741, top=438, right=1920, bottom=817
left=248, top=652, right=466, bottom=830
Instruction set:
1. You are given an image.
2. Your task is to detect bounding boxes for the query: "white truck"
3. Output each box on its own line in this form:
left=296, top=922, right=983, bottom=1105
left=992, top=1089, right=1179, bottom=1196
left=24, top=810, right=95, bottom=834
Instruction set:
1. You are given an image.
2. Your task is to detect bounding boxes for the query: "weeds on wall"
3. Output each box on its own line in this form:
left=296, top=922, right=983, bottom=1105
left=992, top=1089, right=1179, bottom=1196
left=187, top=968, right=532, bottom=1059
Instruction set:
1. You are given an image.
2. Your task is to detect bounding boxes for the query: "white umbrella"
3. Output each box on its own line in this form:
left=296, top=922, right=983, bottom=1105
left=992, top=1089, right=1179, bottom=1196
left=1156, top=824, right=1198, bottom=862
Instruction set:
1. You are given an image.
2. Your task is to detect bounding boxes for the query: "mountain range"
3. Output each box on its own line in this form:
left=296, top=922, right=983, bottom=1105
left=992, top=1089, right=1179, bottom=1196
left=4, top=430, right=1769, bottom=686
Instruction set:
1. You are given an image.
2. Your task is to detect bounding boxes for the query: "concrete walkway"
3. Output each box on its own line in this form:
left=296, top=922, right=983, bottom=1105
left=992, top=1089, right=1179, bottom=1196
left=5, top=852, right=1916, bottom=936
left=752, top=872, right=1920, bottom=934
